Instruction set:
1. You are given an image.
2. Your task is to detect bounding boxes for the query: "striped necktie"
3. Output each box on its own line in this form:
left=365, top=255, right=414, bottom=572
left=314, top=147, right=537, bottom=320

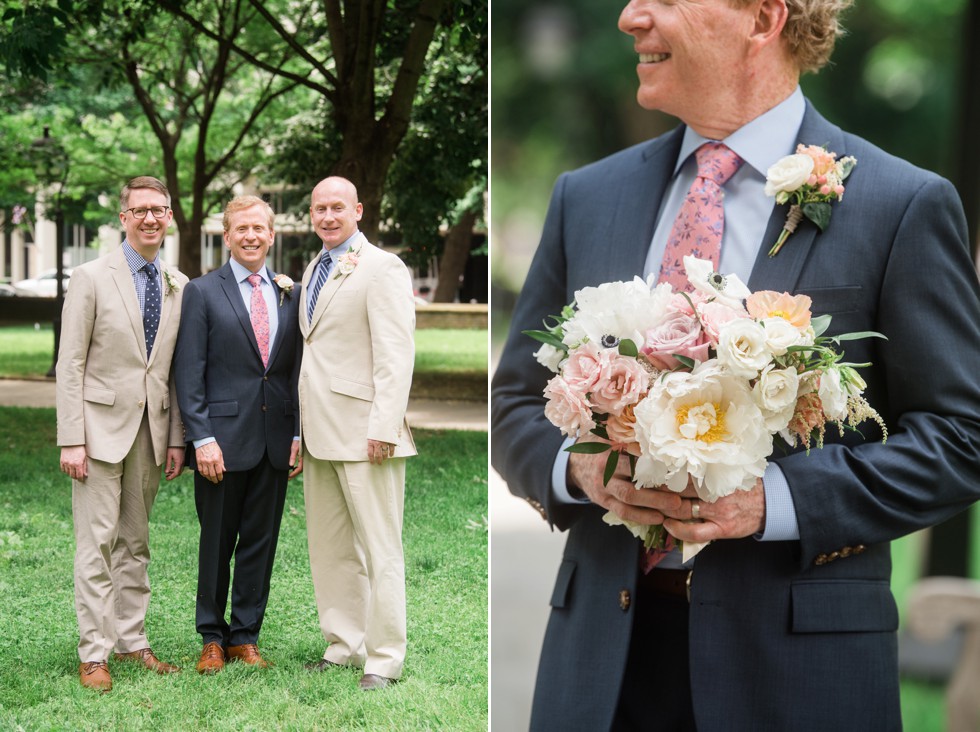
left=307, top=250, right=332, bottom=322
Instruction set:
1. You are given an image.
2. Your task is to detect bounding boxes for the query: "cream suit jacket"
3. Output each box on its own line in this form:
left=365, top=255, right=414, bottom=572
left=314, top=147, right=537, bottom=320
left=299, top=237, right=417, bottom=461
left=56, top=246, right=188, bottom=465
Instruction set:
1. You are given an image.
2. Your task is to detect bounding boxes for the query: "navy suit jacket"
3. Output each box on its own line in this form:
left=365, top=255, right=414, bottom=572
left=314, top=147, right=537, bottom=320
left=175, top=261, right=302, bottom=473
left=491, top=103, right=980, bottom=731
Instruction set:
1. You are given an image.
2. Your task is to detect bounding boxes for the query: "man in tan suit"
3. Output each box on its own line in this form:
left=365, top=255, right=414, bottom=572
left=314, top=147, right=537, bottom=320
left=299, top=176, right=416, bottom=691
left=57, top=176, right=188, bottom=692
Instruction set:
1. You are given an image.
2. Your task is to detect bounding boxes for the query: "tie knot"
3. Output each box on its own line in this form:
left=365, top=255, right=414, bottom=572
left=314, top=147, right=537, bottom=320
left=247, top=273, right=263, bottom=288
left=143, top=262, right=157, bottom=277
left=695, top=142, right=743, bottom=186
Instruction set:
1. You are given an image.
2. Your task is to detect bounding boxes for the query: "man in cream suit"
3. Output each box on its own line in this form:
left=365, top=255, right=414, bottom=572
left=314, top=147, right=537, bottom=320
left=299, top=176, right=416, bottom=691
left=57, top=176, right=188, bottom=692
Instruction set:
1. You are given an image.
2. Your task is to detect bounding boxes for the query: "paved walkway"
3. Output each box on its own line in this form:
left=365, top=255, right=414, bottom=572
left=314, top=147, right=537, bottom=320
left=0, top=378, right=487, bottom=431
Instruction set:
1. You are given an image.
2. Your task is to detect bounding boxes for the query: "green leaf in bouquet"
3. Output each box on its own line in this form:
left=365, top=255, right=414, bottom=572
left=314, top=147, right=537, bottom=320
left=565, top=442, right=611, bottom=454
left=522, top=329, right=567, bottom=350
left=829, top=330, right=888, bottom=343
left=673, top=354, right=696, bottom=370
left=602, top=450, right=620, bottom=485
left=801, top=201, right=832, bottom=231
left=618, top=338, right=638, bottom=357
left=810, top=313, right=832, bottom=337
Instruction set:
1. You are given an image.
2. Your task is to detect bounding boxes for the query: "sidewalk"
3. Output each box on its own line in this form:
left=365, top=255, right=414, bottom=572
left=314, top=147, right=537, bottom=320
left=0, top=378, right=487, bottom=431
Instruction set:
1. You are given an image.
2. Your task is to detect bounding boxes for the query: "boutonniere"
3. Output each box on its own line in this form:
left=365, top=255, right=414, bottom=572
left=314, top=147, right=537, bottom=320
left=162, top=268, right=180, bottom=296
left=333, top=244, right=361, bottom=279
left=273, top=273, right=294, bottom=306
left=764, top=144, right=856, bottom=257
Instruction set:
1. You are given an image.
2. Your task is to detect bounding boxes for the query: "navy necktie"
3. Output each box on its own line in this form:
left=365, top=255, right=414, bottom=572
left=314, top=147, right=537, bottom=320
left=143, top=262, right=161, bottom=357
left=307, top=251, right=332, bottom=321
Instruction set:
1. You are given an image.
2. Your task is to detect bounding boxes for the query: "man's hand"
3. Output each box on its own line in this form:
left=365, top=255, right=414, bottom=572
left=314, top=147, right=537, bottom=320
left=60, top=445, right=88, bottom=481
left=195, top=442, right=225, bottom=484
left=289, top=439, right=303, bottom=478
left=367, top=439, right=396, bottom=465
left=662, top=477, right=766, bottom=542
left=568, top=439, right=682, bottom=525
left=164, top=447, right=185, bottom=481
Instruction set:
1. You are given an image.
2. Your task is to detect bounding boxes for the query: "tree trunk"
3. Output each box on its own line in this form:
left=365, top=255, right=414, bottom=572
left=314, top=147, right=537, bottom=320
left=433, top=209, right=477, bottom=303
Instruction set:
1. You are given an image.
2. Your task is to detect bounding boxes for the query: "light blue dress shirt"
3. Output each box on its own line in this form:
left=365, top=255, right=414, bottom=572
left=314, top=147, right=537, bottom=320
left=305, top=231, right=360, bottom=317
left=551, top=88, right=807, bottom=556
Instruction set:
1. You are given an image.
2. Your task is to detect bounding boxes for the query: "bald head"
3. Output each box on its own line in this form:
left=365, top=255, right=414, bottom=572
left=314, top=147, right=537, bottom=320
left=310, top=176, right=363, bottom=250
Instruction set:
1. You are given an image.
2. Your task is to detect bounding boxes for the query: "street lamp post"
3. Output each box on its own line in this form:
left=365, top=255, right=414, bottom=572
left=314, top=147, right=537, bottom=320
left=31, top=126, right=68, bottom=377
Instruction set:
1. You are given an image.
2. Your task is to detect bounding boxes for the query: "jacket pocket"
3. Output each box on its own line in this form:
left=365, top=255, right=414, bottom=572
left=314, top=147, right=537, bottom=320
left=795, top=285, right=862, bottom=316
left=330, top=376, right=374, bottom=402
left=791, top=580, right=898, bottom=633
left=83, top=385, right=116, bottom=406
left=550, top=559, right=577, bottom=609
left=208, top=400, right=239, bottom=417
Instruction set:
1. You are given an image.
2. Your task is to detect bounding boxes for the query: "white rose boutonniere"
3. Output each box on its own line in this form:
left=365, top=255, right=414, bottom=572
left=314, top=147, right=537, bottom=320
left=334, top=247, right=360, bottom=279
left=765, top=144, right=856, bottom=257
left=273, top=274, right=294, bottom=306
left=162, top=269, right=180, bottom=296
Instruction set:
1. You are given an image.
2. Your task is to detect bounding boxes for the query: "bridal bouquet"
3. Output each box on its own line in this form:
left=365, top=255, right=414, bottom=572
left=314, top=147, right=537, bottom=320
left=526, top=256, right=886, bottom=559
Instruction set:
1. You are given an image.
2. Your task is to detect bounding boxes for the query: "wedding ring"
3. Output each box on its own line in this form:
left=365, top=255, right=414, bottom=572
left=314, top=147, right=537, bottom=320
left=691, top=500, right=701, bottom=520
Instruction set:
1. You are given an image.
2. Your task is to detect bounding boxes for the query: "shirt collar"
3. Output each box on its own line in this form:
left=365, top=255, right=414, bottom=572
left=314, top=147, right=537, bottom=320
left=230, top=257, right=268, bottom=285
left=675, top=86, right=806, bottom=179
left=122, top=240, right=160, bottom=275
left=323, top=230, right=361, bottom=260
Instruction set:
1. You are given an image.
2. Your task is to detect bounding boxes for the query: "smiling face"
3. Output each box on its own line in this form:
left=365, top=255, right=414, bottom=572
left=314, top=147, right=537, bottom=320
left=309, top=177, right=363, bottom=251
left=618, top=0, right=775, bottom=137
left=119, top=186, right=173, bottom=259
left=223, top=204, right=275, bottom=273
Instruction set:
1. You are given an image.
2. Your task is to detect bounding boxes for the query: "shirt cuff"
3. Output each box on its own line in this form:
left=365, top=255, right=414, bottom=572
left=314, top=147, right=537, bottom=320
left=758, top=462, right=800, bottom=541
left=551, top=436, right=590, bottom=504
left=192, top=436, right=217, bottom=450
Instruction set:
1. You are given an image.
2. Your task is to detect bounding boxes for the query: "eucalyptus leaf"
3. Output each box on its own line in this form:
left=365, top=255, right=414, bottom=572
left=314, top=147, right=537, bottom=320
left=801, top=201, right=832, bottom=231
left=565, top=442, right=611, bottom=454
left=810, top=314, right=832, bottom=337
left=522, top=329, right=567, bottom=350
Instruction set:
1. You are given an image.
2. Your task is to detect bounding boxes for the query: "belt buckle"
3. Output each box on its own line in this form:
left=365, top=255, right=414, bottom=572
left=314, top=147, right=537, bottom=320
left=685, top=569, right=693, bottom=603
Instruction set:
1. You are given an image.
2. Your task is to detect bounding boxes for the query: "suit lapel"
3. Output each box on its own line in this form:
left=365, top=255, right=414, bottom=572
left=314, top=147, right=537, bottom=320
left=607, top=129, right=685, bottom=284
left=152, top=261, right=179, bottom=366
left=308, top=241, right=362, bottom=331
left=219, top=262, right=264, bottom=365
left=109, top=248, right=148, bottom=362
left=747, top=102, right=847, bottom=293
left=266, top=267, right=291, bottom=367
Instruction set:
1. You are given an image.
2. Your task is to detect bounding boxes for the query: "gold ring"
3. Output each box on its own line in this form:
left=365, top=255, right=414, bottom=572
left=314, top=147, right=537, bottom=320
left=691, top=500, right=701, bottom=520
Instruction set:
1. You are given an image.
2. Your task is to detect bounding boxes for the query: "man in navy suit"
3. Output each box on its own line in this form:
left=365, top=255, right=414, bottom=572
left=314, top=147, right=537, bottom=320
left=175, top=195, right=302, bottom=673
left=492, top=1, right=980, bottom=730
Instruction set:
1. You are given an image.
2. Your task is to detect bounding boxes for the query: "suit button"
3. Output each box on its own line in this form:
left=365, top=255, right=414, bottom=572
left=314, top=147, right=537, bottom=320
left=263, top=375, right=268, bottom=381
left=138, top=400, right=144, bottom=409
left=619, top=590, right=631, bottom=611
left=261, top=405, right=267, bottom=412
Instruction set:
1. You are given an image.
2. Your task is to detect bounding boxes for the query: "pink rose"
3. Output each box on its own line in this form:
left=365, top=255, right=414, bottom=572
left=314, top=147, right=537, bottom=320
left=562, top=342, right=603, bottom=397
left=605, top=403, right=642, bottom=456
left=543, top=376, right=595, bottom=437
left=641, top=310, right=710, bottom=370
left=589, top=350, right=649, bottom=416
left=697, top=300, right=748, bottom=345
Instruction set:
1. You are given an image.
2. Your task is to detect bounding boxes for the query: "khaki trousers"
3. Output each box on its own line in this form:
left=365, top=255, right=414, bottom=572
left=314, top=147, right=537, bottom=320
left=72, top=412, right=161, bottom=662
left=304, top=451, right=406, bottom=679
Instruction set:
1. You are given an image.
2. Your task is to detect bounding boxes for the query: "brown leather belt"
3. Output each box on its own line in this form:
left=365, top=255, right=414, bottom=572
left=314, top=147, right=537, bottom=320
left=638, top=568, right=692, bottom=602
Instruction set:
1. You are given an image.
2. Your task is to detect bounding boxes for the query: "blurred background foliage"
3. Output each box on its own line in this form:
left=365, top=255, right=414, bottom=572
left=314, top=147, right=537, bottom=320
left=491, top=0, right=974, bottom=329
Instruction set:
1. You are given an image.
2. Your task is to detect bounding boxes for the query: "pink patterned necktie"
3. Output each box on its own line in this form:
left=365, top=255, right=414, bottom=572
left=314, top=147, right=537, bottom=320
left=658, top=142, right=743, bottom=290
left=642, top=143, right=742, bottom=574
left=247, top=274, right=270, bottom=367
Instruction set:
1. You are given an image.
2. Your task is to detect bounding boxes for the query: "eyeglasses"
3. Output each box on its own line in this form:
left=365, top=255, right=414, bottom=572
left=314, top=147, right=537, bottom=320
left=124, top=206, right=170, bottom=219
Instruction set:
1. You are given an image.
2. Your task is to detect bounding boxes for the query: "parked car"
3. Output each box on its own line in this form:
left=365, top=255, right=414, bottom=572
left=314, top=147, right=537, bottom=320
left=12, top=269, right=73, bottom=297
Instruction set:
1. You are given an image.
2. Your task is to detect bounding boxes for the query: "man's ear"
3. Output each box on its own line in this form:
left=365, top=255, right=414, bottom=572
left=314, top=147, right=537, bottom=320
left=751, top=0, right=789, bottom=47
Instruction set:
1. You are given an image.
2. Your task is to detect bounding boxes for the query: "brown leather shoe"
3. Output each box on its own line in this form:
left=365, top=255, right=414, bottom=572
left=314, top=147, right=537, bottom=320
left=114, top=648, right=180, bottom=674
left=196, top=642, right=225, bottom=674
left=79, top=661, right=112, bottom=692
left=358, top=673, right=397, bottom=691
left=226, top=643, right=269, bottom=668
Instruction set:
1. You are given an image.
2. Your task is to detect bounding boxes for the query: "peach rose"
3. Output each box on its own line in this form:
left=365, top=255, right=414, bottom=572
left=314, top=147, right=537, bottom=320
left=543, top=376, right=595, bottom=437
left=589, top=350, right=649, bottom=417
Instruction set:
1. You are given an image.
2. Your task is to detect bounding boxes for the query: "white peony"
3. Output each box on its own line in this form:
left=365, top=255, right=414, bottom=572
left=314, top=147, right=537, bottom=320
left=684, top=256, right=751, bottom=310
left=715, top=319, right=773, bottom=379
left=561, top=276, right=673, bottom=350
left=764, top=153, right=814, bottom=200
left=533, top=343, right=565, bottom=373
left=632, top=361, right=772, bottom=502
left=753, top=364, right=800, bottom=431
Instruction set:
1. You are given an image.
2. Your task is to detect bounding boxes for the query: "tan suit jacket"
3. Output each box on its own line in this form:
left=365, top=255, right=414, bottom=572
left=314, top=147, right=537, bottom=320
left=299, top=237, right=416, bottom=460
left=56, top=246, right=188, bottom=464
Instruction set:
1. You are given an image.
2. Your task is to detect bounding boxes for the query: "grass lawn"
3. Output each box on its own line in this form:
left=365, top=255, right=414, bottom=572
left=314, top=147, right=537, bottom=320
left=0, top=407, right=488, bottom=731
left=0, top=325, right=488, bottom=379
